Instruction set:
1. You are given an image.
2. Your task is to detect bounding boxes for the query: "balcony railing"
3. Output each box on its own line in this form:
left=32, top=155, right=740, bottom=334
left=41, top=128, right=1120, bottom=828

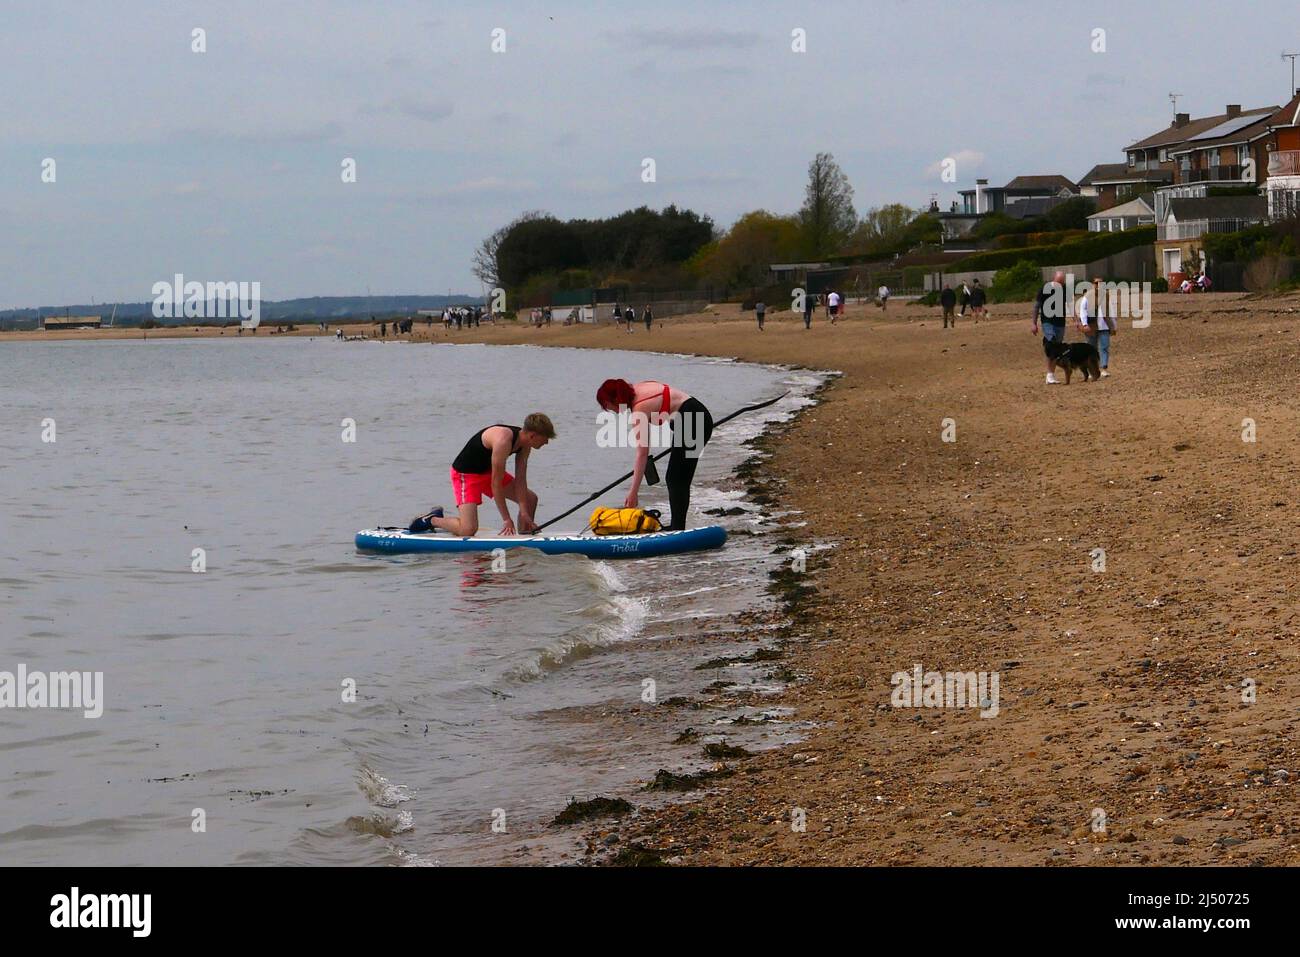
left=1158, top=217, right=1261, bottom=241
left=1268, top=151, right=1300, bottom=177
left=1181, top=165, right=1246, bottom=183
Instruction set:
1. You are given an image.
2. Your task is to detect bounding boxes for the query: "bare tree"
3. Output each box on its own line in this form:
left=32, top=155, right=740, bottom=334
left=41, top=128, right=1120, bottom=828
left=798, top=153, right=857, bottom=258
left=471, top=210, right=548, bottom=287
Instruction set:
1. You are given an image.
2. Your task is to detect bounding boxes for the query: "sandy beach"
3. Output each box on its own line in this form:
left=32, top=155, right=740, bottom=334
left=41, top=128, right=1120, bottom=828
left=14, top=293, right=1300, bottom=866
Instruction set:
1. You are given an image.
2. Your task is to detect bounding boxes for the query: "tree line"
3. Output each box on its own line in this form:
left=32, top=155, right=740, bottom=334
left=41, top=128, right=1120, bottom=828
left=473, top=153, right=943, bottom=301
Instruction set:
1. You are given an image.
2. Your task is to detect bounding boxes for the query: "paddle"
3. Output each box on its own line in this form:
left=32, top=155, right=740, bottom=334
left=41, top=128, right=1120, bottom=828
left=534, top=391, right=789, bottom=533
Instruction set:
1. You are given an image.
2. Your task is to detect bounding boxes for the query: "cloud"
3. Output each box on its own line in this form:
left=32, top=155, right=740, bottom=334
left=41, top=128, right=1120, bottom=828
left=1086, top=72, right=1126, bottom=88
left=169, top=181, right=205, bottom=196
left=388, top=178, right=539, bottom=205
left=360, top=97, right=454, bottom=123
left=301, top=243, right=346, bottom=260
left=443, top=177, right=537, bottom=196
left=236, top=122, right=344, bottom=144
left=165, top=122, right=344, bottom=145
left=602, top=27, right=760, bottom=51
left=925, top=149, right=985, bottom=179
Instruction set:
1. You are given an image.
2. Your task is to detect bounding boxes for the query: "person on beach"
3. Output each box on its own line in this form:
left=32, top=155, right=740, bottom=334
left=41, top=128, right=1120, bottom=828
left=803, top=294, right=814, bottom=329
left=643, top=304, right=653, bottom=332
left=596, top=379, right=714, bottom=531
left=1078, top=276, right=1114, bottom=377
left=959, top=282, right=971, bottom=317
left=755, top=300, right=766, bottom=331
left=940, top=284, right=957, bottom=328
left=1032, top=270, right=1069, bottom=384
left=624, top=305, right=636, bottom=333
left=408, top=413, right=555, bottom=537
left=878, top=284, right=890, bottom=311
left=828, top=290, right=841, bottom=323
left=970, top=279, right=987, bottom=323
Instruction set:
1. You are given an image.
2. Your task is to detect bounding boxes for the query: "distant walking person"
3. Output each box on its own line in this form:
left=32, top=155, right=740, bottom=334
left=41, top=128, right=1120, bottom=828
left=970, top=279, right=987, bottom=323
left=828, top=290, right=841, bottom=323
left=878, top=284, right=890, bottom=311
left=755, top=300, right=766, bottom=331
left=940, top=284, right=957, bottom=328
left=624, top=305, right=636, bottom=333
left=959, top=282, right=971, bottom=317
left=643, top=304, right=653, bottom=332
left=803, top=293, right=814, bottom=329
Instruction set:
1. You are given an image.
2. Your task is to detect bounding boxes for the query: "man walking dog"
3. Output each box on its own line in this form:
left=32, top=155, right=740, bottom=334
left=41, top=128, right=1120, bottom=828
left=1032, top=270, right=1069, bottom=384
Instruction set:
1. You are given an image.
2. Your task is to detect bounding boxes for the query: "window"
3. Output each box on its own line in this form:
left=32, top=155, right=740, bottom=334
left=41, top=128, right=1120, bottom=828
left=1159, top=148, right=1169, bottom=162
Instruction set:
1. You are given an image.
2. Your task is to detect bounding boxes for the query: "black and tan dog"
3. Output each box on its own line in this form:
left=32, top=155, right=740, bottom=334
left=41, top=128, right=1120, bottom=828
left=1043, top=338, right=1101, bottom=383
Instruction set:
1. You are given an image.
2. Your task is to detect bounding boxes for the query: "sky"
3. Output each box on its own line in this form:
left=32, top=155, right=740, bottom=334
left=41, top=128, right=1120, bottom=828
left=2, top=0, right=1298, bottom=308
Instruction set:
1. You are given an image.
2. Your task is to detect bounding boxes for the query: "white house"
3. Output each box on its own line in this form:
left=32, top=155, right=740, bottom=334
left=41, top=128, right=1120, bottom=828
left=1086, top=194, right=1155, bottom=232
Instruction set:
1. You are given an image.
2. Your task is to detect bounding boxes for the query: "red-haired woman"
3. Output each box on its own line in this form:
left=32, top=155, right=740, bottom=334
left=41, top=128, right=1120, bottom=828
left=596, top=379, right=714, bottom=531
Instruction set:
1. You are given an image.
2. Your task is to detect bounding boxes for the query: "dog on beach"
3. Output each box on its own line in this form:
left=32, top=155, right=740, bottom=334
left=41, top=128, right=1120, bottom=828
left=1042, top=338, right=1101, bottom=383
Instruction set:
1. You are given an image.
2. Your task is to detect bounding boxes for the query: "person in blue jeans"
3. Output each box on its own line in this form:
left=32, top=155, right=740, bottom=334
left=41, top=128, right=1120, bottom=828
left=1078, top=276, right=1114, bottom=377
left=1032, top=270, right=1069, bottom=384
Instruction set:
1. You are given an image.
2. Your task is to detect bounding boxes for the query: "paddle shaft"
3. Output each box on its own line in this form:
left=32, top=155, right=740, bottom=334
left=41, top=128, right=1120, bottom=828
left=534, top=392, right=788, bottom=532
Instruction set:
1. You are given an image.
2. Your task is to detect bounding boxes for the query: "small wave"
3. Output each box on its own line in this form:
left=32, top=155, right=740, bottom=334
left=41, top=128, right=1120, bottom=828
left=393, top=848, right=439, bottom=867
left=357, top=767, right=413, bottom=807
left=509, top=591, right=649, bottom=680
left=346, top=810, right=414, bottom=838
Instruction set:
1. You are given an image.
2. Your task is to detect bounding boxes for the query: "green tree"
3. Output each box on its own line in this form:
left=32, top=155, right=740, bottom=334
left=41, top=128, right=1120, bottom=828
left=496, top=216, right=586, bottom=289
left=472, top=210, right=547, bottom=288
left=690, top=211, right=802, bottom=288
left=851, top=203, right=920, bottom=255
left=798, top=152, right=857, bottom=257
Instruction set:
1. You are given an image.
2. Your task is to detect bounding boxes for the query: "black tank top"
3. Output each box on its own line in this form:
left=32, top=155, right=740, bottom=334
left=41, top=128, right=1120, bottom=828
left=452, top=425, right=520, bottom=474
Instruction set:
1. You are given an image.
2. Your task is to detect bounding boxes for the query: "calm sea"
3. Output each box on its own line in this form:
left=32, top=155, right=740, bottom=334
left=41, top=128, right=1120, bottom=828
left=0, top=337, right=818, bottom=865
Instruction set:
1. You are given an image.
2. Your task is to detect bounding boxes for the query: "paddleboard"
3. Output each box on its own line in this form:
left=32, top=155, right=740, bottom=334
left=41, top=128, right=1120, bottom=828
left=355, top=525, right=726, bottom=558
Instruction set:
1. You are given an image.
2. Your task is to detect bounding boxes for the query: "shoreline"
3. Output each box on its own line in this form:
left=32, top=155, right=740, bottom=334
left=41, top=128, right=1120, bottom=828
left=21, top=293, right=1300, bottom=866
left=433, top=293, right=1300, bottom=867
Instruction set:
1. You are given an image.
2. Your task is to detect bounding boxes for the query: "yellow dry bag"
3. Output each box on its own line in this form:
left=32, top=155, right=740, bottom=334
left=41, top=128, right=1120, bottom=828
left=588, top=507, right=663, bottom=535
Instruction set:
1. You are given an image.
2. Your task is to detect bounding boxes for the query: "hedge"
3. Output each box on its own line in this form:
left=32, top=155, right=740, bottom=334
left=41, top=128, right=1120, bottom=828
left=949, top=226, right=1156, bottom=272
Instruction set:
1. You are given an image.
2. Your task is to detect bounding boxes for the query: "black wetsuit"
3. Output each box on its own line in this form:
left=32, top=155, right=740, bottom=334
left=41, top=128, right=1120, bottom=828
left=452, top=425, right=520, bottom=474
left=666, top=397, right=713, bottom=530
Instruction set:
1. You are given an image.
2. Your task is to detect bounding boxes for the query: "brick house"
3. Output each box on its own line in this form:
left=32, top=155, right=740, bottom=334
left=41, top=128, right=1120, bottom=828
left=1137, top=105, right=1277, bottom=223
left=1079, top=162, right=1171, bottom=211
left=1262, top=90, right=1300, bottom=220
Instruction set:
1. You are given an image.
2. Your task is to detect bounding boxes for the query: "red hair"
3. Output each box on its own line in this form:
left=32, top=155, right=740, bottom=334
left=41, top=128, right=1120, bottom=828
left=596, top=378, right=636, bottom=411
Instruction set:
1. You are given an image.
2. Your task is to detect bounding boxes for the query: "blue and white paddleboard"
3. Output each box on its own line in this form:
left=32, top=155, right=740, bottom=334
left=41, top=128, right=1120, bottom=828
left=355, top=525, right=727, bottom=558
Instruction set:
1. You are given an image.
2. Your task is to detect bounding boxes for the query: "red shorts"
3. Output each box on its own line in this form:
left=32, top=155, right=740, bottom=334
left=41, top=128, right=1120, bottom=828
left=450, top=467, right=513, bottom=506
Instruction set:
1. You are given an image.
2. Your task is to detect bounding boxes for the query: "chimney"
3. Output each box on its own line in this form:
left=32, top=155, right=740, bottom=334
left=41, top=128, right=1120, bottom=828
left=1226, top=104, right=1241, bottom=118
left=975, top=178, right=989, bottom=214
left=1174, top=112, right=1190, bottom=128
